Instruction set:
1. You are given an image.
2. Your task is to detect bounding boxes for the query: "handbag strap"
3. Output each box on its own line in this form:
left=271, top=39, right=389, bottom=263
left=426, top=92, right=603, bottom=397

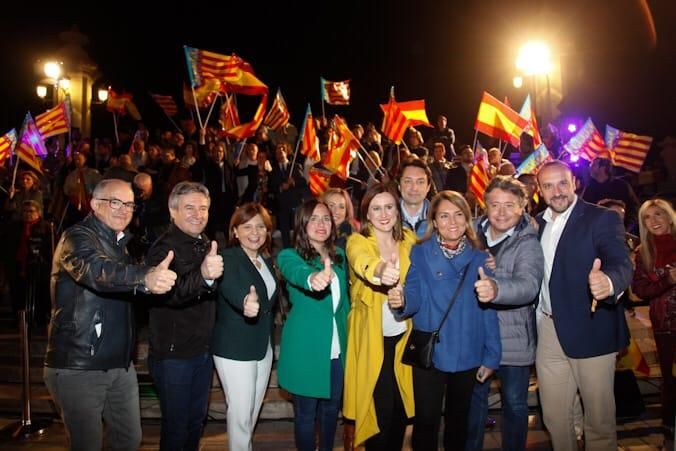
left=433, top=263, right=471, bottom=337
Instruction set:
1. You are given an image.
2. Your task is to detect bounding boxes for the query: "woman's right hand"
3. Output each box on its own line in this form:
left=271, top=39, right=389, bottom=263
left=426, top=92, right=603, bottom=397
left=387, top=284, right=404, bottom=309
left=243, top=285, right=260, bottom=317
left=309, top=258, right=334, bottom=291
left=377, top=253, right=400, bottom=286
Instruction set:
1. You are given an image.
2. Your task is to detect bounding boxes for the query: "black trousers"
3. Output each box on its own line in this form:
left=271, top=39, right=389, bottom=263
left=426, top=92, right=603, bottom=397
left=412, top=365, right=477, bottom=451
left=365, top=334, right=407, bottom=451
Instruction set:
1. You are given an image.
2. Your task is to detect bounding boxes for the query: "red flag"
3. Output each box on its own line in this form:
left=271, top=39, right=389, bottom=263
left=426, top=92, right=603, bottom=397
left=474, top=92, right=529, bottom=147
left=223, top=93, right=268, bottom=140
left=321, top=78, right=350, bottom=105
left=35, top=97, right=71, bottom=138
left=324, top=116, right=358, bottom=180
left=151, top=93, right=178, bottom=117
left=106, top=89, right=132, bottom=115
left=300, top=104, right=320, bottom=162
left=16, top=113, right=46, bottom=174
left=263, top=88, right=290, bottom=131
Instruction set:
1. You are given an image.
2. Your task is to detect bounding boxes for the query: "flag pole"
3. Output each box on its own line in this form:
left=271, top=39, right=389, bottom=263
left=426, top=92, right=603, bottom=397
left=203, top=94, right=220, bottom=129
left=471, top=129, right=479, bottom=153
left=288, top=125, right=304, bottom=180
left=167, top=116, right=182, bottom=133
left=10, top=159, right=21, bottom=195
left=112, top=112, right=120, bottom=146
left=190, top=85, right=205, bottom=130
left=320, top=78, right=326, bottom=120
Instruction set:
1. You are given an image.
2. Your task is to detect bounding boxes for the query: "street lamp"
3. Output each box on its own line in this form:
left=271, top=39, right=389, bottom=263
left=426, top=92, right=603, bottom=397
left=515, top=40, right=554, bottom=123
left=97, top=88, right=109, bottom=102
left=512, top=76, right=523, bottom=89
left=36, top=85, right=47, bottom=99
left=43, top=61, right=62, bottom=80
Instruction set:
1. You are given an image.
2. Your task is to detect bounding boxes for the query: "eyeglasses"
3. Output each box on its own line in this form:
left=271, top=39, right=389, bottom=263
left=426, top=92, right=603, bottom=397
left=96, top=198, right=137, bottom=212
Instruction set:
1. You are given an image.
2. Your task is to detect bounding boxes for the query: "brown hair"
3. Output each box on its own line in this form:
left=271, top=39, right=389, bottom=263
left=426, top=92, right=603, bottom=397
left=322, top=187, right=359, bottom=230
left=228, top=203, right=273, bottom=257
left=484, top=175, right=528, bottom=208
left=420, top=190, right=483, bottom=249
left=359, top=181, right=404, bottom=241
left=293, top=198, right=342, bottom=264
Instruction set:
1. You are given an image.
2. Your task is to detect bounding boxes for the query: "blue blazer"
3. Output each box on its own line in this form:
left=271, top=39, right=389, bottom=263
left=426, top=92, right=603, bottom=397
left=536, top=199, right=632, bottom=358
left=403, top=238, right=501, bottom=372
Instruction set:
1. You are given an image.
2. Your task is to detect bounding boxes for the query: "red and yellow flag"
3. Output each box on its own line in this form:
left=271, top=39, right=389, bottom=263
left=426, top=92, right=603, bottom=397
left=106, top=89, right=132, bottom=115
left=0, top=129, right=18, bottom=165
left=617, top=338, right=650, bottom=376
left=222, top=93, right=268, bottom=140
left=474, top=92, right=529, bottom=147
left=563, top=118, right=609, bottom=162
left=16, top=113, right=46, bottom=174
left=263, top=88, right=290, bottom=131
left=299, top=104, right=320, bottom=162
left=321, top=78, right=350, bottom=105
left=324, top=116, right=358, bottom=180
left=469, top=142, right=490, bottom=208
left=381, top=95, right=409, bottom=145
left=519, top=95, right=542, bottom=148
left=605, top=125, right=652, bottom=173
left=36, top=97, right=71, bottom=138
left=219, top=94, right=241, bottom=133
left=308, top=167, right=332, bottom=197
left=150, top=93, right=178, bottom=117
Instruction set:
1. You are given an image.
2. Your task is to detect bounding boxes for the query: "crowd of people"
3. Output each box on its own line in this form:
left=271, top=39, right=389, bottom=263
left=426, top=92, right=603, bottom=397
left=0, top=114, right=674, bottom=451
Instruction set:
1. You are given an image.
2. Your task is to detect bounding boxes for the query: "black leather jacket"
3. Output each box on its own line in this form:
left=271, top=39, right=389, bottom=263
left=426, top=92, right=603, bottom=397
left=45, top=214, right=150, bottom=370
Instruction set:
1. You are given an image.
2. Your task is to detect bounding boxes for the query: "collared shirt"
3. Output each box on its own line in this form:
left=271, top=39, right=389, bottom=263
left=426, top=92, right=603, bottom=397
left=400, top=199, right=428, bottom=236
left=538, top=196, right=579, bottom=316
left=480, top=218, right=515, bottom=248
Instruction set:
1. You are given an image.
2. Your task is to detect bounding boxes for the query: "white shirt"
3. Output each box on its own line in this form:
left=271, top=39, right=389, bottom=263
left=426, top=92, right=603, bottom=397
left=538, top=196, right=579, bottom=316
left=307, top=268, right=341, bottom=359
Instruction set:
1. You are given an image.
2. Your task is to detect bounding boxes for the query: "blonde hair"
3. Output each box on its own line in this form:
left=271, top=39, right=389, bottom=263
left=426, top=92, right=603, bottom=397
left=638, top=198, right=676, bottom=269
left=321, top=188, right=359, bottom=230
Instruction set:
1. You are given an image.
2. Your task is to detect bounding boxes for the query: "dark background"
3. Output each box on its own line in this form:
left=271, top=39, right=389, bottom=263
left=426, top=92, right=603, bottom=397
left=1, top=1, right=674, bottom=153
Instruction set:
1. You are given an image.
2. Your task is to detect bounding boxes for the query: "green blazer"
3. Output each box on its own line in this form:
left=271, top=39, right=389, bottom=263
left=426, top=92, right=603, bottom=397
left=276, top=247, right=350, bottom=398
left=212, top=246, right=278, bottom=361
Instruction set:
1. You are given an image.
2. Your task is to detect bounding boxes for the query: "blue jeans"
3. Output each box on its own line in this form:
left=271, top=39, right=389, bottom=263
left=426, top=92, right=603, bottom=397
left=465, top=365, right=531, bottom=451
left=292, top=358, right=343, bottom=451
left=148, top=352, right=214, bottom=451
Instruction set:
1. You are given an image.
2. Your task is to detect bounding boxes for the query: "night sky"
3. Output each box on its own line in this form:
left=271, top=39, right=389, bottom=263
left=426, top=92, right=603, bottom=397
left=1, top=1, right=674, bottom=153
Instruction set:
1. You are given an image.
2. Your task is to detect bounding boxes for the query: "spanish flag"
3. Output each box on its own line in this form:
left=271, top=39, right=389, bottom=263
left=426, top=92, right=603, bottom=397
left=474, top=92, right=529, bottom=147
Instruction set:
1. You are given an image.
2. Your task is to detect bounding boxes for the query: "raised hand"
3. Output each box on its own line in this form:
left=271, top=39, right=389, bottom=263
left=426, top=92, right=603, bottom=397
left=145, top=251, right=177, bottom=294
left=243, top=285, right=260, bottom=317
left=201, top=241, right=224, bottom=280
left=387, top=283, right=405, bottom=309
left=474, top=267, right=498, bottom=303
left=588, top=258, right=611, bottom=306
left=309, top=258, right=334, bottom=291
left=379, top=252, right=400, bottom=286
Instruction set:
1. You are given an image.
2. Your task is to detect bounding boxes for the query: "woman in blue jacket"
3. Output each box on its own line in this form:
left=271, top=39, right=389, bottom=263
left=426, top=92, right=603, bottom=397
left=400, top=190, right=501, bottom=451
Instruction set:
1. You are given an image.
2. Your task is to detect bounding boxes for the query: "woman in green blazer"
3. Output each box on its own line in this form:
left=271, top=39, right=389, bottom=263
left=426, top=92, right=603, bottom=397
left=277, top=198, right=350, bottom=451
left=212, top=203, right=278, bottom=451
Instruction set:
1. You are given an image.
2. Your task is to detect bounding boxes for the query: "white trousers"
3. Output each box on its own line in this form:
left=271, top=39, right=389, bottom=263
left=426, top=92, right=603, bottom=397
left=213, top=344, right=273, bottom=451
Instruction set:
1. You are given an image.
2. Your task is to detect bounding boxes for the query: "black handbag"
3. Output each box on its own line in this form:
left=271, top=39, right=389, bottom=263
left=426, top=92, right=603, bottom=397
left=402, top=264, right=470, bottom=369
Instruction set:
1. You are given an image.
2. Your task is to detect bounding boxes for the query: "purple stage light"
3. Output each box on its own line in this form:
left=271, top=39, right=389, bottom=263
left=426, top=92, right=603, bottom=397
left=570, top=154, right=580, bottom=162
left=567, top=123, right=577, bottom=133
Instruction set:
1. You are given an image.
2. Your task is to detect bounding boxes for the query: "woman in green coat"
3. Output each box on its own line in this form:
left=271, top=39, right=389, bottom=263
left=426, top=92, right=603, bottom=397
left=212, top=203, right=278, bottom=451
left=277, top=198, right=350, bottom=451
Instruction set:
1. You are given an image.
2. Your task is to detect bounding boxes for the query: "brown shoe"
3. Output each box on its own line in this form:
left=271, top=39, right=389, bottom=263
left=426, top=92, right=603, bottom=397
left=343, top=420, right=355, bottom=451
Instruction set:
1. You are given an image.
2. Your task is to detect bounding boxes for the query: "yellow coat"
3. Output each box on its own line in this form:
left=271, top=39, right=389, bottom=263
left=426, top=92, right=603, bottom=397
left=343, top=228, right=416, bottom=447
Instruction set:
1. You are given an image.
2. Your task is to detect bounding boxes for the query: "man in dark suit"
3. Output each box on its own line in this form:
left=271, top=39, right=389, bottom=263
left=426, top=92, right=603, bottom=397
left=535, top=161, right=633, bottom=451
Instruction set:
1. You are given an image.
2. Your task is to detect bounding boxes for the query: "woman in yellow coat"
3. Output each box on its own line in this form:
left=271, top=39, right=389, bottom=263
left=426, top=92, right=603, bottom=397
left=344, top=182, right=416, bottom=450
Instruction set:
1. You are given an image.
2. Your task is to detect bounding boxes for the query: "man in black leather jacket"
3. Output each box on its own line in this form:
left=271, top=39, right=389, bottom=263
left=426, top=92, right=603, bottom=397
left=145, top=181, right=224, bottom=451
left=44, top=178, right=177, bottom=451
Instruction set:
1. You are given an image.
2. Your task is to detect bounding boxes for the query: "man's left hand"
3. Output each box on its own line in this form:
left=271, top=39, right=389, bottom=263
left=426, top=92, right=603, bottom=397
left=588, top=258, right=611, bottom=300
left=201, top=241, right=224, bottom=280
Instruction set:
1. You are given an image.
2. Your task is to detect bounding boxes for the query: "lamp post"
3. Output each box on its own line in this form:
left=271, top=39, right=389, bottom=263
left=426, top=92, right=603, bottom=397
left=515, top=40, right=554, bottom=122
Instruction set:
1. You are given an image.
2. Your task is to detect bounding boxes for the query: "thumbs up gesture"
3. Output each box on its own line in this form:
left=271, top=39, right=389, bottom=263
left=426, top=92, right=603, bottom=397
left=201, top=241, right=224, bottom=280
left=387, top=283, right=405, bottom=309
left=474, top=266, right=497, bottom=303
left=588, top=258, right=611, bottom=305
left=378, top=252, right=400, bottom=286
left=309, top=258, right=334, bottom=291
left=243, top=285, right=260, bottom=317
left=145, top=250, right=178, bottom=294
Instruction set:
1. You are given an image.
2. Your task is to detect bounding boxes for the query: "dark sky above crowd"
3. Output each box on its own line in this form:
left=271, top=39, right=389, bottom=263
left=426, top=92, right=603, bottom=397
left=1, top=1, right=674, bottom=152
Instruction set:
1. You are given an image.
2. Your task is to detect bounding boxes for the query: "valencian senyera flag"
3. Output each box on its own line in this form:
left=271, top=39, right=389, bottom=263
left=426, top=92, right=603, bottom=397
left=35, top=96, right=71, bottom=138
left=299, top=104, right=320, bottom=162
left=151, top=93, right=178, bottom=117
left=0, top=129, right=18, bottom=165
left=519, top=94, right=542, bottom=148
left=184, top=46, right=268, bottom=139
left=469, top=142, right=490, bottom=208
left=321, top=78, right=350, bottom=105
left=474, top=92, right=529, bottom=147
left=563, top=118, right=609, bottom=162
left=308, top=166, right=332, bottom=197
left=263, top=88, right=290, bottom=131
left=219, top=94, right=241, bottom=133
left=605, top=125, right=652, bottom=173
left=16, top=113, right=46, bottom=174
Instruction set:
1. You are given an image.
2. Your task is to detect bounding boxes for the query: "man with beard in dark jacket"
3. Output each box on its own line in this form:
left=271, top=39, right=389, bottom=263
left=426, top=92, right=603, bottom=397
left=44, top=179, right=177, bottom=451
left=145, top=181, right=224, bottom=451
